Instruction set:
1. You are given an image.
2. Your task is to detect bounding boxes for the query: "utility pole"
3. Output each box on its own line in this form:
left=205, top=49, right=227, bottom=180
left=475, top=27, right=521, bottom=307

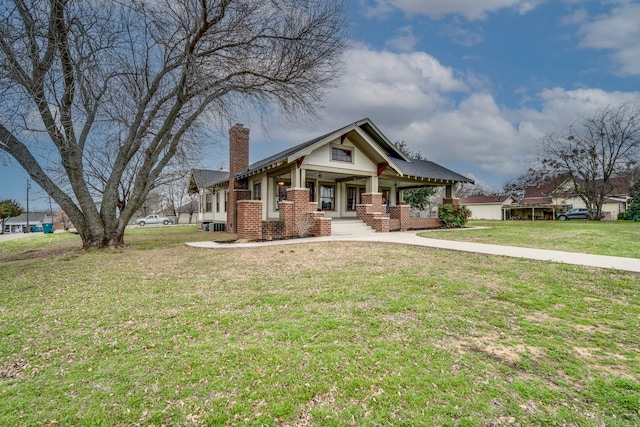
left=26, top=180, right=31, bottom=232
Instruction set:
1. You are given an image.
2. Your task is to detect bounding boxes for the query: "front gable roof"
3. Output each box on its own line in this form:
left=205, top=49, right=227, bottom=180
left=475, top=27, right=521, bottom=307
left=237, top=118, right=410, bottom=179
left=236, top=118, right=470, bottom=183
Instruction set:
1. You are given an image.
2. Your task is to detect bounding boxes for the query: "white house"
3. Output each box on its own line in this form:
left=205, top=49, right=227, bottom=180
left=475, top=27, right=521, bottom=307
left=458, top=195, right=516, bottom=220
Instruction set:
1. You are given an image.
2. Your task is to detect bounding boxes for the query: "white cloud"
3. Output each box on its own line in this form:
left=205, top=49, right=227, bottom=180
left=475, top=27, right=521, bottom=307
left=560, top=7, right=588, bottom=26
left=246, top=47, right=640, bottom=189
left=576, top=3, right=640, bottom=75
left=362, top=0, right=545, bottom=21
left=438, top=20, right=484, bottom=46
left=386, top=26, right=419, bottom=52
left=318, top=46, right=469, bottom=127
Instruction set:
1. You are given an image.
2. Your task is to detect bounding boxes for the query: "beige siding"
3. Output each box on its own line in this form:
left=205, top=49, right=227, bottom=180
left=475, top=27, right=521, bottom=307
left=304, top=138, right=376, bottom=174
left=467, top=204, right=504, bottom=220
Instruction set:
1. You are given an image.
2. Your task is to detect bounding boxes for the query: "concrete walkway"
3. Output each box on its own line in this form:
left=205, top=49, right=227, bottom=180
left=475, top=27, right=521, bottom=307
left=187, top=229, right=640, bottom=274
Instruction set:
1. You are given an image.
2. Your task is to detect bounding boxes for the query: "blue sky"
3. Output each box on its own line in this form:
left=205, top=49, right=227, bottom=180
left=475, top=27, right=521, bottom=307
left=2, top=0, right=640, bottom=209
left=236, top=0, right=640, bottom=192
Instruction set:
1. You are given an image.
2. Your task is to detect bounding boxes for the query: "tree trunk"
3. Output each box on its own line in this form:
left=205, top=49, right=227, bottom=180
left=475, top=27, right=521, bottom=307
left=78, top=225, right=125, bottom=249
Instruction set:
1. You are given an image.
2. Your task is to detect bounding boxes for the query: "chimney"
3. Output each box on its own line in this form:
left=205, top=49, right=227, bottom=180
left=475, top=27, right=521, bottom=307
left=227, top=124, right=250, bottom=233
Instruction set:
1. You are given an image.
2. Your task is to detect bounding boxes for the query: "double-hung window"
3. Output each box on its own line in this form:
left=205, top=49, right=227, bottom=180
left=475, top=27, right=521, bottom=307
left=346, top=186, right=364, bottom=211
left=320, top=184, right=335, bottom=210
left=205, top=194, right=213, bottom=212
left=275, top=181, right=290, bottom=210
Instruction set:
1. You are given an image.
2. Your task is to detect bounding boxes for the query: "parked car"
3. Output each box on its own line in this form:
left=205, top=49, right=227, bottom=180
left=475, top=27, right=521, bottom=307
left=556, top=208, right=603, bottom=220
left=135, top=214, right=171, bottom=226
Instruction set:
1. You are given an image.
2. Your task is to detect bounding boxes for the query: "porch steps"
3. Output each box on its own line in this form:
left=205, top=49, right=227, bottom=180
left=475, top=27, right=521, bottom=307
left=331, top=219, right=377, bottom=236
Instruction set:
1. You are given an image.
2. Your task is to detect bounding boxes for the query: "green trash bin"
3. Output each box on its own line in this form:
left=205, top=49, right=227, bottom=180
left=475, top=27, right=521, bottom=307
left=42, top=223, right=54, bottom=234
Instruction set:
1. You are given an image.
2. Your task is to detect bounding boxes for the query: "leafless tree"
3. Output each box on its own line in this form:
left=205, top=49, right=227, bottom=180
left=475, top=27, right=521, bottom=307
left=540, top=103, right=640, bottom=219
left=0, top=0, right=347, bottom=248
left=157, top=171, right=197, bottom=224
left=502, top=168, right=549, bottom=200
left=455, top=174, right=498, bottom=197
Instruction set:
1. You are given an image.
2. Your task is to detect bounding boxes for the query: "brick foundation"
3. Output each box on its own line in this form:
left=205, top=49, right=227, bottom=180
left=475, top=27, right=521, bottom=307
left=263, top=220, right=285, bottom=240
left=236, top=187, right=331, bottom=240
left=404, top=218, right=441, bottom=229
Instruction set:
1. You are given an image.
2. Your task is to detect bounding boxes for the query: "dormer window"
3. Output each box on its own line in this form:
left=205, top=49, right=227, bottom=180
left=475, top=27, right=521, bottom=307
left=331, top=147, right=352, bottom=162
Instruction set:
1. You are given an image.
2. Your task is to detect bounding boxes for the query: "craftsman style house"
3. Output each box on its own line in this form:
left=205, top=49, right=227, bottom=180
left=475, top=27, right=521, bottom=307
left=189, top=118, right=472, bottom=239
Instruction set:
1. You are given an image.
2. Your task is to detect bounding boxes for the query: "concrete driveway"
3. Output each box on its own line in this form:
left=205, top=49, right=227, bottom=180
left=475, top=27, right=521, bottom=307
left=0, top=232, right=43, bottom=243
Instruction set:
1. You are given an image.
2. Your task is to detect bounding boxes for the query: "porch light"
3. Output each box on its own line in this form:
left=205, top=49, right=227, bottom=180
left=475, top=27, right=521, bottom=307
left=278, top=181, right=285, bottom=186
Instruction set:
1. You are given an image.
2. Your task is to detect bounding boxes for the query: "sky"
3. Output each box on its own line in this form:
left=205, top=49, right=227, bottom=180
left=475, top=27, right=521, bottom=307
left=2, top=0, right=640, bottom=209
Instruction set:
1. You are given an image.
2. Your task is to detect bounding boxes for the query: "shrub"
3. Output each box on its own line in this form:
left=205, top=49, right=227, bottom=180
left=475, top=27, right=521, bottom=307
left=439, top=204, right=471, bottom=228
left=620, top=203, right=640, bottom=221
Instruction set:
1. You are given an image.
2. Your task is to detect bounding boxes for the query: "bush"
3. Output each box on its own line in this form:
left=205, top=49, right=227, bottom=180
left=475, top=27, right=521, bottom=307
left=439, top=204, right=471, bottom=228
left=620, top=203, right=640, bottom=221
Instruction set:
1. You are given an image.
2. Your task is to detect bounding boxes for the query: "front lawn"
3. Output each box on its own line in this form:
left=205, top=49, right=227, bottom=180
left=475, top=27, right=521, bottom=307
left=1, top=228, right=638, bottom=426
left=420, top=220, right=640, bottom=258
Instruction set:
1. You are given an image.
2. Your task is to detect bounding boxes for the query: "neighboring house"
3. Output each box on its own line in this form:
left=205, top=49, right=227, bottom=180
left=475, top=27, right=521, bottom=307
left=189, top=118, right=472, bottom=239
left=174, top=198, right=199, bottom=225
left=507, top=175, right=631, bottom=220
left=187, top=168, right=230, bottom=228
left=548, top=176, right=631, bottom=220
left=4, top=212, right=52, bottom=233
left=458, top=195, right=516, bottom=220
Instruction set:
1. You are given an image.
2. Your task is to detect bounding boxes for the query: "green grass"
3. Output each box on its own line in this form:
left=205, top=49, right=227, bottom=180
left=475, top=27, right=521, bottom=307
left=420, top=220, right=640, bottom=258
left=1, top=227, right=639, bottom=426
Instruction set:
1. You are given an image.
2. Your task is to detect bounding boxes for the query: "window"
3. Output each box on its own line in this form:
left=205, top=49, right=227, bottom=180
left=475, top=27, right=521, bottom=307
left=346, top=186, right=365, bottom=211
left=224, top=191, right=227, bottom=212
left=331, top=147, right=352, bottom=162
left=306, top=181, right=316, bottom=202
left=216, top=191, right=220, bottom=212
left=275, top=181, right=290, bottom=210
left=320, top=184, right=335, bottom=210
left=205, top=194, right=213, bottom=212
left=253, top=183, right=261, bottom=200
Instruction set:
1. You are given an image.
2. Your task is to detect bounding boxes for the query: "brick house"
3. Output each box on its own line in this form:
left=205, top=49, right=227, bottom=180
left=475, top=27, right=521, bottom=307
left=189, top=118, right=472, bottom=239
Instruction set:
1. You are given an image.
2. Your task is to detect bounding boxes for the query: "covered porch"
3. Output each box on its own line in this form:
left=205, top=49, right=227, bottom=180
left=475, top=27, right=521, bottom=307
left=503, top=203, right=568, bottom=220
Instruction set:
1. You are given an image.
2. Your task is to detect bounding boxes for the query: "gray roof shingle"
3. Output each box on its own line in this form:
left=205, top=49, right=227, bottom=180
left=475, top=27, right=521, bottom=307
left=191, top=168, right=229, bottom=188
left=390, top=157, right=473, bottom=183
left=236, top=119, right=471, bottom=184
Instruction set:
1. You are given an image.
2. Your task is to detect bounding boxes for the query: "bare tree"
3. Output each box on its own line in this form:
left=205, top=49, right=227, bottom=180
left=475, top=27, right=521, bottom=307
left=455, top=174, right=497, bottom=197
left=0, top=0, right=347, bottom=248
left=540, top=103, right=640, bottom=219
left=502, top=168, right=549, bottom=200
left=157, top=172, right=196, bottom=224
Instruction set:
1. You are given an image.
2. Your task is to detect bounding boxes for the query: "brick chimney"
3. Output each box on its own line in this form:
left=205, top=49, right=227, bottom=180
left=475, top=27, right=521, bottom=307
left=227, top=123, right=250, bottom=234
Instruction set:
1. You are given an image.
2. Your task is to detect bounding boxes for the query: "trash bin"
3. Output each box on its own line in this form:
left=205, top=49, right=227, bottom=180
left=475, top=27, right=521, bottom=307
left=42, top=223, right=54, bottom=234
